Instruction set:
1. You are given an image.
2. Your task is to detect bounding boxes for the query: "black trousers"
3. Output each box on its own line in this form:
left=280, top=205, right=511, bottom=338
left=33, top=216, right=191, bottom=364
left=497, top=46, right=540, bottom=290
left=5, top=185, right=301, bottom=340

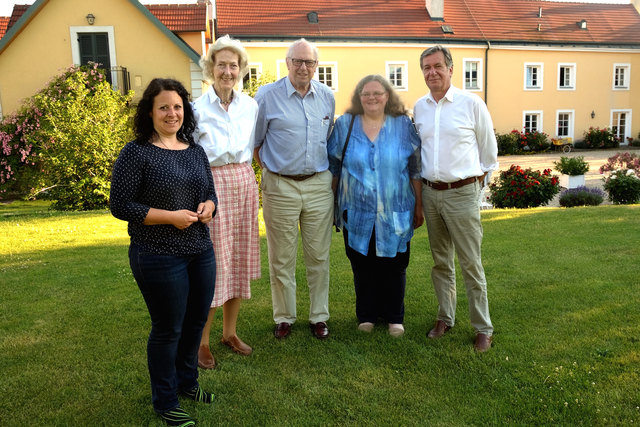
left=343, top=227, right=409, bottom=324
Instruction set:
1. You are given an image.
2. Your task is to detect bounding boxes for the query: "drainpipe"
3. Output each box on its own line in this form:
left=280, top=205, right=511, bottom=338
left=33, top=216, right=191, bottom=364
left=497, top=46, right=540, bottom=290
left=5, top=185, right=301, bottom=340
left=484, top=41, right=490, bottom=107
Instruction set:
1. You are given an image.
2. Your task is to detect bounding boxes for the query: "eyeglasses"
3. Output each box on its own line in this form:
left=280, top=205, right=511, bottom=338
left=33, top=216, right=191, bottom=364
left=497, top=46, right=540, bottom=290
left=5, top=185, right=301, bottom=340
left=289, top=58, right=317, bottom=68
left=360, top=91, right=387, bottom=98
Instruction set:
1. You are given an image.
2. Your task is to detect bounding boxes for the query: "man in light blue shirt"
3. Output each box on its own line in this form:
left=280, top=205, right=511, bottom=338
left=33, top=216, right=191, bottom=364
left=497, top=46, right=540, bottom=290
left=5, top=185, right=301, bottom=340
left=254, top=38, right=335, bottom=340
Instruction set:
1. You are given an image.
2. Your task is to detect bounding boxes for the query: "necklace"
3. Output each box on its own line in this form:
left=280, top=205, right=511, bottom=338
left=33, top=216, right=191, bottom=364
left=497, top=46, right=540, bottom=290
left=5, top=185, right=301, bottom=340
left=219, top=91, right=234, bottom=107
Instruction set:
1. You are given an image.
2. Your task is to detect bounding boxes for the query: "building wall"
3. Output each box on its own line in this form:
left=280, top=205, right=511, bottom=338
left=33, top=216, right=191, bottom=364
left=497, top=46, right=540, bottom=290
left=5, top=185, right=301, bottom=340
left=241, top=41, right=639, bottom=143
left=0, top=0, right=196, bottom=116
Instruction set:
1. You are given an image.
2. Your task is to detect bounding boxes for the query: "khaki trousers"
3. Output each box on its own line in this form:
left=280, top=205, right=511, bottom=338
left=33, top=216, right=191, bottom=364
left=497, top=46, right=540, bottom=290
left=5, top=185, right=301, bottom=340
left=421, top=181, right=493, bottom=335
left=261, top=169, right=333, bottom=324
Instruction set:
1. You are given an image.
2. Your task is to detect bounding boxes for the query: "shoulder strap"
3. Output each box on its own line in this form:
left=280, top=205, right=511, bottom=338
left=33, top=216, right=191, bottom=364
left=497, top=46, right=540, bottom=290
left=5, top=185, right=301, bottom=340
left=340, top=114, right=356, bottom=167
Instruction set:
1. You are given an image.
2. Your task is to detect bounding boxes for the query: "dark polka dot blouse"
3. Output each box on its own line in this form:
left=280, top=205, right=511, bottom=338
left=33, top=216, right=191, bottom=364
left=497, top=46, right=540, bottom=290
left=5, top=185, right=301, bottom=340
left=110, top=140, right=218, bottom=256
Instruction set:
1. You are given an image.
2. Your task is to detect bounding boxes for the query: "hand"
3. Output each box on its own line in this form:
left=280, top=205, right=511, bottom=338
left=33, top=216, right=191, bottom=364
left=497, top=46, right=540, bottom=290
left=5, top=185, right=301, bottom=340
left=197, top=200, right=216, bottom=223
left=413, top=206, right=425, bottom=229
left=171, top=209, right=199, bottom=229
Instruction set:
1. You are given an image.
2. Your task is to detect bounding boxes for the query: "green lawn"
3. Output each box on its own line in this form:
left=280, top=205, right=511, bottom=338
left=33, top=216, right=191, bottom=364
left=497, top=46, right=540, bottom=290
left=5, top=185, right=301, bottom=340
left=1, top=200, right=639, bottom=426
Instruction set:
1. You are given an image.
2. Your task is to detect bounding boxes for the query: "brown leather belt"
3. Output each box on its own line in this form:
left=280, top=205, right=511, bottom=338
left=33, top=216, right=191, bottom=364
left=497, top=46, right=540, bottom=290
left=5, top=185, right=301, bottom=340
left=273, top=172, right=317, bottom=181
left=422, top=176, right=481, bottom=190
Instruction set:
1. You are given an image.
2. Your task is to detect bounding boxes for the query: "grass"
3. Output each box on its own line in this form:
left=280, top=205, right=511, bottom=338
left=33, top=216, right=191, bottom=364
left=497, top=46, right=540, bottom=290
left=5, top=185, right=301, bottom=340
left=1, top=200, right=639, bottom=425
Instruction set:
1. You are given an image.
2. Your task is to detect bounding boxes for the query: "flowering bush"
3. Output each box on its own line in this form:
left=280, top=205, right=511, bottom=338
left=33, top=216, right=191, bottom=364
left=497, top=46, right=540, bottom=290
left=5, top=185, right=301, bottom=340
left=0, top=63, right=134, bottom=210
left=489, top=165, right=560, bottom=208
left=599, top=152, right=640, bottom=176
left=602, top=169, right=640, bottom=204
left=510, top=129, right=550, bottom=153
left=583, top=127, right=619, bottom=149
left=558, top=186, right=604, bottom=207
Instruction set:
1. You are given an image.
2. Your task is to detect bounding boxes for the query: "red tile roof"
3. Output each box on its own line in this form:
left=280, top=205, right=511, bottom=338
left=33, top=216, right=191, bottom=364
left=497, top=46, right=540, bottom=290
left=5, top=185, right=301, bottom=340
left=4, top=3, right=206, bottom=34
left=6, top=4, right=30, bottom=33
left=216, top=0, right=640, bottom=45
left=0, top=17, right=9, bottom=40
left=145, top=3, right=207, bottom=32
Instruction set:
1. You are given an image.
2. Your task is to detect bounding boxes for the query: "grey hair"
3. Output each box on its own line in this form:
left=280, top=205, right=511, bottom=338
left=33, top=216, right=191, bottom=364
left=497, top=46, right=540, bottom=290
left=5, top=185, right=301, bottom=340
left=200, top=34, right=249, bottom=84
left=419, top=45, right=453, bottom=69
left=286, top=38, right=319, bottom=61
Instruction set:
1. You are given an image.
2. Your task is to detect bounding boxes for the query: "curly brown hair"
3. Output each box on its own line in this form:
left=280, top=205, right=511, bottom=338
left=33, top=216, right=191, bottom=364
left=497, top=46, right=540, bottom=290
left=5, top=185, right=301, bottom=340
left=345, top=75, right=407, bottom=117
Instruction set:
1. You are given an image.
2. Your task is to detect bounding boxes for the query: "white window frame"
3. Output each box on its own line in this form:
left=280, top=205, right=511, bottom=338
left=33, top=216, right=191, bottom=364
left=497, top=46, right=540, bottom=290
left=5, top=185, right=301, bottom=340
left=557, top=63, right=576, bottom=91
left=462, top=58, right=483, bottom=92
left=524, top=63, right=543, bottom=91
left=611, top=109, right=632, bottom=145
left=523, top=110, right=543, bottom=133
left=69, top=26, right=119, bottom=88
left=276, top=59, right=286, bottom=80
left=385, top=61, right=408, bottom=91
left=612, top=63, right=630, bottom=90
left=315, top=62, right=338, bottom=91
left=246, top=63, right=262, bottom=81
left=555, top=110, right=574, bottom=139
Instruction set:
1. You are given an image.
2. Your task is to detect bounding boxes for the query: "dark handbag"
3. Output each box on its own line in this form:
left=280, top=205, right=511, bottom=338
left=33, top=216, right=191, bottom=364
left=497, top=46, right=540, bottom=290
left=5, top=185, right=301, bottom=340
left=334, top=114, right=355, bottom=232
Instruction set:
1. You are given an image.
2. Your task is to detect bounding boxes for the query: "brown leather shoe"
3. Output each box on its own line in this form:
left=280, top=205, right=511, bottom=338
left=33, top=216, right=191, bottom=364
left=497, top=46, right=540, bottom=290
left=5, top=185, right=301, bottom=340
left=221, top=335, right=253, bottom=356
left=427, top=320, right=452, bottom=339
left=474, top=333, right=493, bottom=352
left=273, top=322, right=291, bottom=339
left=197, top=345, right=216, bottom=369
left=310, top=322, right=329, bottom=339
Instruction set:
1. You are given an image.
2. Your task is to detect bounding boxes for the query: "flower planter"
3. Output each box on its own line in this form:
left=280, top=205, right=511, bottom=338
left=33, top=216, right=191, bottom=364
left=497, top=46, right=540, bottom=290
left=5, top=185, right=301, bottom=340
left=559, top=174, right=585, bottom=189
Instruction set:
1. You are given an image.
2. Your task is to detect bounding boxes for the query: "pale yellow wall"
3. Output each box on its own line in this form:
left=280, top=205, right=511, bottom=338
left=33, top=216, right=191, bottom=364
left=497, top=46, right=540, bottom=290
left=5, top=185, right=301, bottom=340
left=486, top=48, right=640, bottom=139
left=0, top=0, right=196, bottom=116
left=242, top=42, right=639, bottom=143
left=177, top=31, right=205, bottom=57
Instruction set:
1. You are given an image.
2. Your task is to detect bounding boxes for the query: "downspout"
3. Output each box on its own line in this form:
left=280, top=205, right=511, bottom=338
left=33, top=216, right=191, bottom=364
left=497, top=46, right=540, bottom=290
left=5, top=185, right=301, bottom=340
left=484, top=40, right=490, bottom=107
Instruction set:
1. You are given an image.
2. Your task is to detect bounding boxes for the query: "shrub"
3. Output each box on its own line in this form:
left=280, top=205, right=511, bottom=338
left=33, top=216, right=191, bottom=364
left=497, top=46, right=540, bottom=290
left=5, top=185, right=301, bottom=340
left=495, top=131, right=519, bottom=155
left=583, top=127, right=619, bottom=149
left=599, top=152, right=640, bottom=176
left=602, top=169, right=640, bottom=204
left=509, top=129, right=550, bottom=153
left=0, top=63, right=134, bottom=210
left=553, top=156, right=589, bottom=176
left=489, top=165, right=560, bottom=208
left=558, top=186, right=604, bottom=207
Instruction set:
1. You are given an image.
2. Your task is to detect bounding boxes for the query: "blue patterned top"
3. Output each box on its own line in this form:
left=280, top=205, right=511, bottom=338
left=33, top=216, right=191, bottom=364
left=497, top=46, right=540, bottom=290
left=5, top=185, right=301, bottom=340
left=328, top=114, right=421, bottom=257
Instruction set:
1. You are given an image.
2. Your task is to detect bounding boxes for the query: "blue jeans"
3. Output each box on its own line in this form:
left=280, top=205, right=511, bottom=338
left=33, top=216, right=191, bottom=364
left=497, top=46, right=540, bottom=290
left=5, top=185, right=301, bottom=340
left=129, top=243, right=216, bottom=413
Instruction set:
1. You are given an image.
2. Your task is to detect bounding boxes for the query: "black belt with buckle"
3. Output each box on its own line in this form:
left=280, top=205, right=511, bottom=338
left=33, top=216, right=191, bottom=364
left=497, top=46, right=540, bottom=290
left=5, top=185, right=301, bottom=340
left=422, top=176, right=481, bottom=191
left=273, top=172, right=317, bottom=181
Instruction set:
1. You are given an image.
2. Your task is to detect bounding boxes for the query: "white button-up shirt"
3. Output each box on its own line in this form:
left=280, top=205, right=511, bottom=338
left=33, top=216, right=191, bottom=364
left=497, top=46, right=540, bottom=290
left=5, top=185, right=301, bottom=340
left=192, top=86, right=258, bottom=167
left=414, top=85, right=498, bottom=183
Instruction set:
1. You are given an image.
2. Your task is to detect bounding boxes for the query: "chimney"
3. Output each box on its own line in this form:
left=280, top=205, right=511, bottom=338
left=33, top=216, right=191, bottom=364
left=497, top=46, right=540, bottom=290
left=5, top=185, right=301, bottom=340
left=426, top=0, right=444, bottom=21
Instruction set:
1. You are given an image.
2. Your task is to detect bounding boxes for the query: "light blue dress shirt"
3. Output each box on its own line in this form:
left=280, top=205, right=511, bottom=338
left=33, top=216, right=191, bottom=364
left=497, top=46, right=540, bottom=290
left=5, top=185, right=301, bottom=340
left=328, top=114, right=421, bottom=258
left=254, top=77, right=335, bottom=175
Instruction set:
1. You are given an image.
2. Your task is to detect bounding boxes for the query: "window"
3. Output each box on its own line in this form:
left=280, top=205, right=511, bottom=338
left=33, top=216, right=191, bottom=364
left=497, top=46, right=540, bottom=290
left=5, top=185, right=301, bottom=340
left=463, top=58, right=482, bottom=91
left=315, top=62, right=338, bottom=91
left=558, top=63, right=576, bottom=90
left=524, top=63, right=543, bottom=90
left=556, top=111, right=574, bottom=139
left=523, top=111, right=543, bottom=133
left=611, top=110, right=632, bottom=144
left=613, top=64, right=630, bottom=90
left=386, top=61, right=408, bottom=91
left=242, top=63, right=262, bottom=88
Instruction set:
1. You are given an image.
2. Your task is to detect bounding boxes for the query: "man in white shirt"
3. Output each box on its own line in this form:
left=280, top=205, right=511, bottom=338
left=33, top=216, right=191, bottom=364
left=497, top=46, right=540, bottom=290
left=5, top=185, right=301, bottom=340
left=413, top=45, right=497, bottom=352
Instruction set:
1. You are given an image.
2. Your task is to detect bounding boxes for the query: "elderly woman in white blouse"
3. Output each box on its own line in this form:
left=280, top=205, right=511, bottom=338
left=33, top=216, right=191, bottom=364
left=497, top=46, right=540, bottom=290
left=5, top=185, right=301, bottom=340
left=192, top=35, right=260, bottom=369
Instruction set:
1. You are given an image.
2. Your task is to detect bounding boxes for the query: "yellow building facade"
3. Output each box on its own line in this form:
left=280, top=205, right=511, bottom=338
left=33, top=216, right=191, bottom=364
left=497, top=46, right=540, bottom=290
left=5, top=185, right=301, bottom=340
left=239, top=41, right=638, bottom=144
left=0, top=0, right=206, bottom=118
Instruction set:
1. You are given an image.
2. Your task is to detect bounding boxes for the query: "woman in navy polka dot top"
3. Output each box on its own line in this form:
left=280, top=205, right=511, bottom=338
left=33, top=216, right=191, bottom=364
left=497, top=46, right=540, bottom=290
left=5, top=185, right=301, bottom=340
left=110, top=78, right=218, bottom=426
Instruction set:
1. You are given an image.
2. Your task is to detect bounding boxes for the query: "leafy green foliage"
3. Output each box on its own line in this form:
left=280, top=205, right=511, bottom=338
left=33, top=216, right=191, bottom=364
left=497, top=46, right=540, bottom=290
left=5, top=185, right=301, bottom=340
left=0, top=63, right=134, bottom=210
left=558, top=186, right=604, bottom=207
left=489, top=165, right=560, bottom=208
left=583, top=126, right=619, bottom=149
left=603, top=169, right=640, bottom=204
left=553, top=156, right=589, bottom=176
left=495, top=131, right=519, bottom=155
